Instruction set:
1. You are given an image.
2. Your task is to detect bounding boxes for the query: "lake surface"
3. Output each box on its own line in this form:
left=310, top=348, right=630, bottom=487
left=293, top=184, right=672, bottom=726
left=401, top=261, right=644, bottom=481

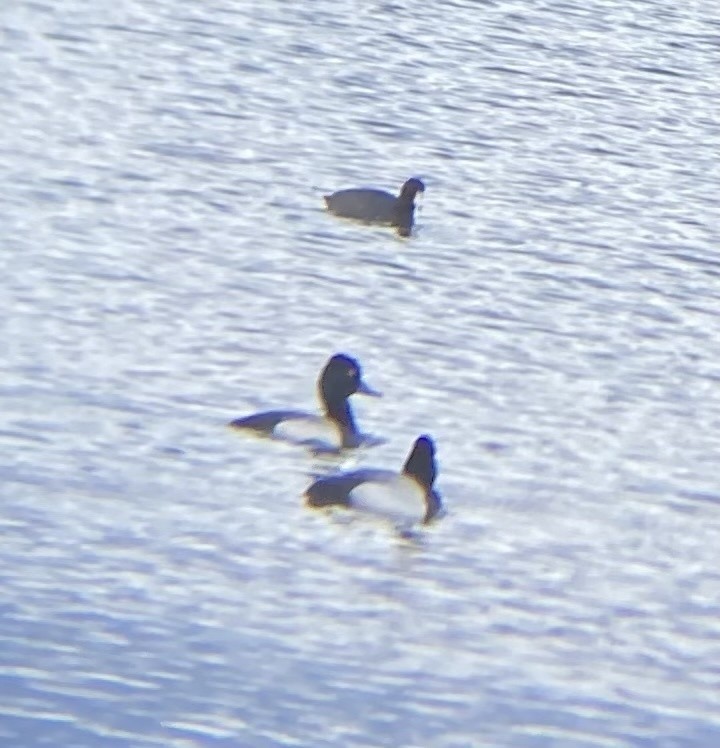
left=2, top=0, right=720, bottom=745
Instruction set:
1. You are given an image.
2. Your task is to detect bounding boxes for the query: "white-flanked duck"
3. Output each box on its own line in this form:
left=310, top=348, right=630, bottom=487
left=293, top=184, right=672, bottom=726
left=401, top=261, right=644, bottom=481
left=305, top=435, right=442, bottom=528
left=229, top=353, right=381, bottom=451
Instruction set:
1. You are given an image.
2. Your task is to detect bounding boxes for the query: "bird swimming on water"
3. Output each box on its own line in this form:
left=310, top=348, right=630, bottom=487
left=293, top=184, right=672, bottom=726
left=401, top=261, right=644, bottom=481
left=323, top=177, right=425, bottom=237
left=229, top=353, right=381, bottom=451
left=305, top=434, right=443, bottom=530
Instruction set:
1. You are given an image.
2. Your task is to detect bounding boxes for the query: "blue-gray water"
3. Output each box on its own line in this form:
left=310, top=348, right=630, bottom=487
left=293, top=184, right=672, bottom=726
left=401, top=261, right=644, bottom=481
left=2, top=0, right=720, bottom=746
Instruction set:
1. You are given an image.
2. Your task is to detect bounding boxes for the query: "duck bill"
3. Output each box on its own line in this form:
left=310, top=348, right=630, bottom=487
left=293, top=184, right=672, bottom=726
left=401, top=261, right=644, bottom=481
left=357, top=380, right=382, bottom=397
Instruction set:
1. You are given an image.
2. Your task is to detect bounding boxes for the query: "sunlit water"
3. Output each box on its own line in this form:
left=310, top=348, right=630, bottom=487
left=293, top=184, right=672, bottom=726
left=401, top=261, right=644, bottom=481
left=2, top=0, right=720, bottom=745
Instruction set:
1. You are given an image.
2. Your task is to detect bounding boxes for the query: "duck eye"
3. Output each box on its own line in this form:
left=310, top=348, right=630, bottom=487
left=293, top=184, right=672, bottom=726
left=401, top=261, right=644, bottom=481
left=347, top=368, right=356, bottom=378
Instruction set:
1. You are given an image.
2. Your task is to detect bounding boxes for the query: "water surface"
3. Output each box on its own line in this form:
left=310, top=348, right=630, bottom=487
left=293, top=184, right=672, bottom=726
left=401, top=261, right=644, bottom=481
left=2, top=0, right=720, bottom=745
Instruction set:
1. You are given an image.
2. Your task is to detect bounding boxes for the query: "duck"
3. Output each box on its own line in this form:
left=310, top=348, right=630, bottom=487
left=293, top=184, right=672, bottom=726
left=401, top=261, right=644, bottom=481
left=305, top=435, right=442, bottom=527
left=323, top=177, right=425, bottom=237
left=229, top=353, right=381, bottom=451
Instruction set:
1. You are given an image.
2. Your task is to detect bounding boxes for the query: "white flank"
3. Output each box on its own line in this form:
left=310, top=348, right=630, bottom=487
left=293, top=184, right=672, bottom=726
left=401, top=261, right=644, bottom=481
left=350, top=474, right=426, bottom=526
left=273, top=416, right=342, bottom=449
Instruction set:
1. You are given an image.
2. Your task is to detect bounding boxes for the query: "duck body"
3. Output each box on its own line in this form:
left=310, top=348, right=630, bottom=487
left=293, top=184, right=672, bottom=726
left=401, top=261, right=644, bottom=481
left=231, top=410, right=345, bottom=450
left=305, top=435, right=442, bottom=526
left=323, top=177, right=425, bottom=237
left=324, top=188, right=399, bottom=223
left=229, top=354, right=380, bottom=451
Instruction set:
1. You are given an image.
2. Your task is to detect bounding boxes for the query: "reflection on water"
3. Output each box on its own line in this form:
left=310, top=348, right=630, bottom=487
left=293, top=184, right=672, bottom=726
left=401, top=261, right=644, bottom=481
left=2, top=0, right=720, bottom=745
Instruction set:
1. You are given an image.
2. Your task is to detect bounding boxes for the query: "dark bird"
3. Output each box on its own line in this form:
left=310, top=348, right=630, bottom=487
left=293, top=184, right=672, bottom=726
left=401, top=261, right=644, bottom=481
left=324, top=177, right=425, bottom=237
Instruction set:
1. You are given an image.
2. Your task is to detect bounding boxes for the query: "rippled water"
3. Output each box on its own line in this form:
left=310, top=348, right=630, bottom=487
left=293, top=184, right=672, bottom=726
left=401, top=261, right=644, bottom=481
left=2, top=0, right=720, bottom=745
